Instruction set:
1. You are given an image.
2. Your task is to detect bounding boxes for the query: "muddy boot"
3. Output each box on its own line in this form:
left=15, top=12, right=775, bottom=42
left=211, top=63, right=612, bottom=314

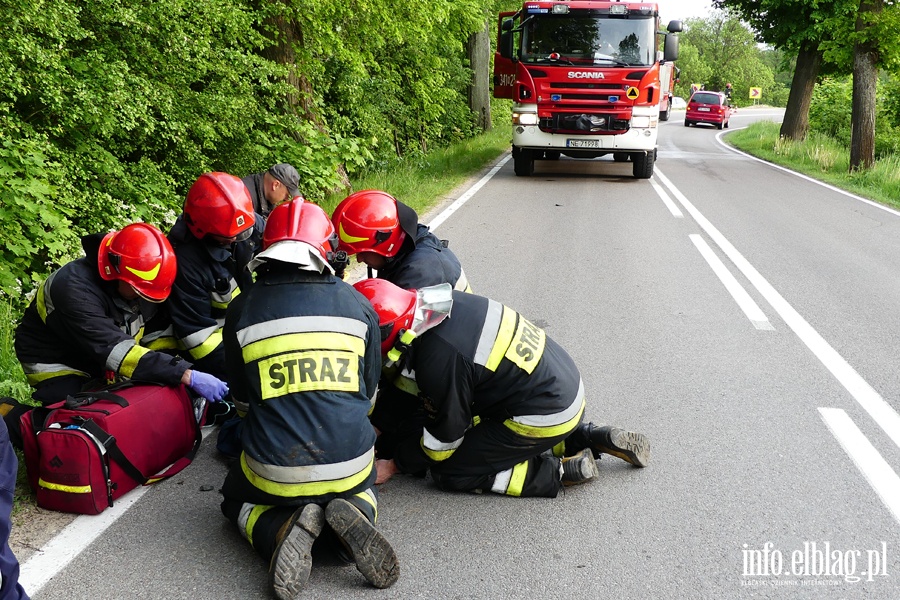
left=269, top=503, right=325, bottom=600
left=569, top=422, right=651, bottom=467
left=560, top=448, right=600, bottom=486
left=325, top=498, right=399, bottom=589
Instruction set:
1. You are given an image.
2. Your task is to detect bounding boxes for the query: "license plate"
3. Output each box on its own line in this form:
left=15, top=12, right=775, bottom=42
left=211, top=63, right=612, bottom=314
left=698, top=107, right=711, bottom=112
left=567, top=139, right=600, bottom=148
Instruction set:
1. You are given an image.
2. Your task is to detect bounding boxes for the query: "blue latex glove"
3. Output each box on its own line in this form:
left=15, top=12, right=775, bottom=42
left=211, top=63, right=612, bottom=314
left=188, top=370, right=229, bottom=402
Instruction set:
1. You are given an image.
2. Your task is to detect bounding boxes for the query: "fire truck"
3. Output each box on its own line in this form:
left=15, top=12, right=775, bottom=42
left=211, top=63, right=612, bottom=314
left=494, top=1, right=682, bottom=178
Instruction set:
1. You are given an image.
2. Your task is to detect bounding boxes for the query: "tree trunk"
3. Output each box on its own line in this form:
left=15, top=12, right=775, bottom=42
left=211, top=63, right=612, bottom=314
left=849, top=0, right=881, bottom=172
left=779, top=40, right=821, bottom=141
left=260, top=7, right=350, bottom=188
left=467, top=21, right=492, bottom=132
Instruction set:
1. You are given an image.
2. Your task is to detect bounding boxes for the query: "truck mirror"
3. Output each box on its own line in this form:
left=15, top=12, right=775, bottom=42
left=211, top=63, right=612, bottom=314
left=502, top=19, right=514, bottom=32
left=663, top=34, right=679, bottom=62
left=500, top=30, right=514, bottom=60
left=667, top=20, right=683, bottom=33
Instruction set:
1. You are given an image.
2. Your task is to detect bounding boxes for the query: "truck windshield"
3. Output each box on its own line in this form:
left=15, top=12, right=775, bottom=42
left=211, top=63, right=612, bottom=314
left=521, top=15, right=656, bottom=66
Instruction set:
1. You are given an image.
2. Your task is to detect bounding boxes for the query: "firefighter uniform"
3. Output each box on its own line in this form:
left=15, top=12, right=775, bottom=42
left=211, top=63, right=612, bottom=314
left=166, top=216, right=261, bottom=380
left=391, top=291, right=586, bottom=498
left=14, top=233, right=189, bottom=406
left=220, top=268, right=383, bottom=562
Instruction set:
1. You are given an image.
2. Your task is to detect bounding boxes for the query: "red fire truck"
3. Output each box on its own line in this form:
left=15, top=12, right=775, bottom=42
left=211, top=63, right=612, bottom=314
left=494, top=1, right=682, bottom=178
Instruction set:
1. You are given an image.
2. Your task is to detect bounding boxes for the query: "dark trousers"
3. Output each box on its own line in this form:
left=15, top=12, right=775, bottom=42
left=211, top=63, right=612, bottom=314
left=0, top=419, right=30, bottom=599
left=430, top=416, right=580, bottom=498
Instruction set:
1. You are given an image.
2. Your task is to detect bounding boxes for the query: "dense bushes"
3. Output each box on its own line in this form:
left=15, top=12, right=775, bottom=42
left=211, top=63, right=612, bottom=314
left=809, top=76, right=900, bottom=158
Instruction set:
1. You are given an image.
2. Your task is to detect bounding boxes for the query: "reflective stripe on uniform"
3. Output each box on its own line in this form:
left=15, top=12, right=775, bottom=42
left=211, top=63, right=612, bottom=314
left=35, top=270, right=61, bottom=323
left=182, top=323, right=224, bottom=360
left=242, top=332, right=365, bottom=364
left=421, top=428, right=464, bottom=462
left=241, top=448, right=374, bottom=497
left=211, top=278, right=239, bottom=310
left=474, top=301, right=518, bottom=372
left=354, top=488, right=378, bottom=521
left=236, top=316, right=368, bottom=349
left=106, top=339, right=151, bottom=377
left=238, top=502, right=273, bottom=547
left=503, top=379, right=586, bottom=439
left=21, top=362, right=90, bottom=385
left=490, top=461, right=528, bottom=496
left=142, top=324, right=181, bottom=351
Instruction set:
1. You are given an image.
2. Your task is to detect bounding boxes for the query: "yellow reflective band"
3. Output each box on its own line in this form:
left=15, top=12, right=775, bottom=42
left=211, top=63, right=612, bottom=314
left=503, top=400, right=585, bottom=439
left=339, top=223, right=368, bottom=244
left=143, top=336, right=180, bottom=351
left=393, top=374, right=419, bottom=396
left=119, top=345, right=151, bottom=378
left=134, top=326, right=144, bottom=343
left=504, top=316, right=546, bottom=375
left=245, top=504, right=273, bottom=547
left=507, top=461, right=529, bottom=497
left=258, top=350, right=360, bottom=400
left=421, top=438, right=457, bottom=462
left=38, top=478, right=91, bottom=494
left=188, top=329, right=223, bottom=360
left=354, top=490, right=378, bottom=521
left=37, top=281, right=48, bottom=322
left=242, top=332, right=364, bottom=363
left=485, top=307, right=518, bottom=371
left=26, top=369, right=89, bottom=385
left=125, top=262, right=161, bottom=281
left=552, top=440, right=566, bottom=458
left=240, top=453, right=373, bottom=498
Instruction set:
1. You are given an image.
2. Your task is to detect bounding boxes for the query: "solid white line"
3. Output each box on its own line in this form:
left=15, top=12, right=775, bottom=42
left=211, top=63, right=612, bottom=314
left=427, top=154, right=511, bottom=231
left=20, top=427, right=215, bottom=594
left=689, top=234, right=772, bottom=330
left=20, top=486, right=151, bottom=592
left=656, top=167, right=900, bottom=452
left=716, top=130, right=900, bottom=218
left=649, top=177, right=683, bottom=217
left=819, top=407, right=900, bottom=525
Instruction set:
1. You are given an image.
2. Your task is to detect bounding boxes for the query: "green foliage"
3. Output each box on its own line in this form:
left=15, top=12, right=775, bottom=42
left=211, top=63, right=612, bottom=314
left=0, top=300, right=31, bottom=403
left=808, top=77, right=853, bottom=142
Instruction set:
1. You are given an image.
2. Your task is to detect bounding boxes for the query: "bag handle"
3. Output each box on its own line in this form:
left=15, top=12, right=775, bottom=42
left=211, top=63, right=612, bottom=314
left=64, top=391, right=129, bottom=409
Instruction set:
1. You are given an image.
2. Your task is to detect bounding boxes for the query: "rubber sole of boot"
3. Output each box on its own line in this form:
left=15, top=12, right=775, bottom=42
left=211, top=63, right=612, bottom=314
left=269, top=503, right=325, bottom=600
left=561, top=448, right=600, bottom=486
left=603, top=429, right=651, bottom=467
left=325, top=499, right=400, bottom=589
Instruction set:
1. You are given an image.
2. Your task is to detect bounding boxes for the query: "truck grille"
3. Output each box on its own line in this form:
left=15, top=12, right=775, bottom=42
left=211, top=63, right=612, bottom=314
left=540, top=113, right=629, bottom=134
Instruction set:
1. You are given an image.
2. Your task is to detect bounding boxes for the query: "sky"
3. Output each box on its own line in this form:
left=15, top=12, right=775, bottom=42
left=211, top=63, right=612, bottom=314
left=659, top=0, right=718, bottom=25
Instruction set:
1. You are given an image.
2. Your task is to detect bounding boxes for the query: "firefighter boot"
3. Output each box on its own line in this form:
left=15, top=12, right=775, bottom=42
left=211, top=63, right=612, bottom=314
left=325, top=498, right=400, bottom=589
left=560, top=448, right=600, bottom=486
left=568, top=422, right=651, bottom=467
left=269, top=503, right=325, bottom=600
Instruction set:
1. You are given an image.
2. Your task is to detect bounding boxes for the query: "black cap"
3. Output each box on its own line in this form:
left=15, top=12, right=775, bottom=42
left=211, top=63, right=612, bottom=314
left=268, top=163, right=300, bottom=197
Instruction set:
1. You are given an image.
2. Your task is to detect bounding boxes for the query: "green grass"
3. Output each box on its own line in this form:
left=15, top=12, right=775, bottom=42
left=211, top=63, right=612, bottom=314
left=323, top=125, right=512, bottom=215
left=727, top=121, right=900, bottom=211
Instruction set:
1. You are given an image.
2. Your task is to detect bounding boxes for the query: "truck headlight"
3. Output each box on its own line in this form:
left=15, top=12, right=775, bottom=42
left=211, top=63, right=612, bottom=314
left=513, top=112, right=539, bottom=126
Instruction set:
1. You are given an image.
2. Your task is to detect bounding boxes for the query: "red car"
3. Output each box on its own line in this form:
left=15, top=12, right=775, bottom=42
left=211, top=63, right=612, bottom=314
left=684, top=91, right=734, bottom=129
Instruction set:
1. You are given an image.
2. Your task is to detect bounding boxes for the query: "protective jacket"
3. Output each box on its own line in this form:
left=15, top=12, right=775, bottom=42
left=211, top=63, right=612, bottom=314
left=222, top=267, right=382, bottom=503
left=376, top=202, right=468, bottom=291
left=241, top=172, right=275, bottom=219
left=167, top=216, right=262, bottom=380
left=393, top=291, right=585, bottom=475
left=15, top=234, right=189, bottom=392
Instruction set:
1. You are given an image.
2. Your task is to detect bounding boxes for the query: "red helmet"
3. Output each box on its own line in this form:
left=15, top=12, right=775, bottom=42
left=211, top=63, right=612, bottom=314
left=353, top=279, right=417, bottom=355
left=184, top=172, right=255, bottom=241
left=98, top=223, right=177, bottom=302
left=331, top=190, right=406, bottom=257
left=262, top=198, right=338, bottom=261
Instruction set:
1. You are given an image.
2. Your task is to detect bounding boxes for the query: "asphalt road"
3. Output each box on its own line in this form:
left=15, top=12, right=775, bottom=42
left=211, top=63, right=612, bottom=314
left=22, top=107, right=900, bottom=599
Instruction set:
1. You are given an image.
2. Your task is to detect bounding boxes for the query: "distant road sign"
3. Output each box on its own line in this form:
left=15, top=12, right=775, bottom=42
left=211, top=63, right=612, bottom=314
left=749, top=87, right=762, bottom=99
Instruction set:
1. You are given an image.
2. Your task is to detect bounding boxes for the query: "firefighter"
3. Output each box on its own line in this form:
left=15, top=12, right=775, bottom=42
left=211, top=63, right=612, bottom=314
left=5, top=223, right=229, bottom=448
left=166, top=172, right=262, bottom=426
left=0, top=418, right=29, bottom=599
left=354, top=279, right=651, bottom=498
left=241, top=163, right=302, bottom=219
left=331, top=189, right=471, bottom=462
left=220, top=199, right=399, bottom=599
left=331, top=189, right=470, bottom=291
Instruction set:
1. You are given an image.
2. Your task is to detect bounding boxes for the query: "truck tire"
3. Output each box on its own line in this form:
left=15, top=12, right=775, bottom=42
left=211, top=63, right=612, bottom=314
left=613, top=152, right=630, bottom=162
left=660, top=106, right=671, bottom=122
left=632, top=151, right=654, bottom=179
left=513, top=147, right=534, bottom=177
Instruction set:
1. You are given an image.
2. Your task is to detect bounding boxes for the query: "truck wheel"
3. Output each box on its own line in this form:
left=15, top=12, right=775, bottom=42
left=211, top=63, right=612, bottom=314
left=544, top=150, right=561, bottom=160
left=613, top=152, right=630, bottom=162
left=632, top=151, right=654, bottom=179
left=660, top=107, right=671, bottom=122
left=513, top=148, right=534, bottom=177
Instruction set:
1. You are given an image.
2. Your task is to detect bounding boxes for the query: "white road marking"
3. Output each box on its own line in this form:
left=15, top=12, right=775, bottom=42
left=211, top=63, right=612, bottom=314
left=689, top=234, right=772, bottom=330
left=428, top=154, right=511, bottom=231
left=656, top=167, right=900, bottom=453
left=819, top=408, right=900, bottom=525
left=649, top=176, right=683, bottom=217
